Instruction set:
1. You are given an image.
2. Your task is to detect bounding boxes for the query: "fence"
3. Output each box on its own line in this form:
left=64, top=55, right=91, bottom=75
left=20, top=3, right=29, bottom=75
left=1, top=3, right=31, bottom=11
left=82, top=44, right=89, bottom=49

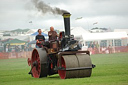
left=88, top=46, right=128, bottom=54
left=0, top=51, right=32, bottom=59
left=0, top=46, right=128, bottom=59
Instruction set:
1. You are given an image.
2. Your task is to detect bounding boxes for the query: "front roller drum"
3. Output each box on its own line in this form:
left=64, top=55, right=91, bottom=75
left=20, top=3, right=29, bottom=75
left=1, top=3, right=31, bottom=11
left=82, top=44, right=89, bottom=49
left=76, top=54, right=92, bottom=77
left=58, top=54, right=92, bottom=79
left=31, top=48, right=48, bottom=78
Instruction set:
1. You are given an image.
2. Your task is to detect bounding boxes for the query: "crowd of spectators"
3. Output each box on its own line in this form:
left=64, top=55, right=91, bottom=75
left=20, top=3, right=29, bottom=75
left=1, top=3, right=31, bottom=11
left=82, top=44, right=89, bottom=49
left=2, top=45, right=33, bottom=53
left=87, top=42, right=114, bottom=54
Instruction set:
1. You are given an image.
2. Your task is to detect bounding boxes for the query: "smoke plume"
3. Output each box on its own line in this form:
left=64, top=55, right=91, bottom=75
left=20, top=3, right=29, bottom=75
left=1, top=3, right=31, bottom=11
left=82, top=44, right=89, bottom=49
left=31, top=0, right=69, bottom=15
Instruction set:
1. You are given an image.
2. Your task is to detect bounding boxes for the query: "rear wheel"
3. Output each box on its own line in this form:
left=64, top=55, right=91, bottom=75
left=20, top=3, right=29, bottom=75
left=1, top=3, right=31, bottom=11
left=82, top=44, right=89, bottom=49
left=31, top=48, right=48, bottom=78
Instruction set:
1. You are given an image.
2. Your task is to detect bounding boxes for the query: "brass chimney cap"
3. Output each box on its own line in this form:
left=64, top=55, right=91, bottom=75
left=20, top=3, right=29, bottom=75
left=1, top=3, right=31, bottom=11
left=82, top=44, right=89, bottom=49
left=63, top=13, right=71, bottom=18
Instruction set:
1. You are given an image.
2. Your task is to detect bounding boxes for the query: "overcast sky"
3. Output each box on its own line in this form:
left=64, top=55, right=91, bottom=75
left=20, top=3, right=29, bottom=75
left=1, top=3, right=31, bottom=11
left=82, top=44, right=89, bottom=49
left=0, top=0, right=128, bottom=30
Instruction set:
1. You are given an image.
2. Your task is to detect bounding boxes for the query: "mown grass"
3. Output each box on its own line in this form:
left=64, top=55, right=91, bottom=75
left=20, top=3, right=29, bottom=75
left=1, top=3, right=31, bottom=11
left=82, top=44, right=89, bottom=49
left=0, top=52, right=128, bottom=85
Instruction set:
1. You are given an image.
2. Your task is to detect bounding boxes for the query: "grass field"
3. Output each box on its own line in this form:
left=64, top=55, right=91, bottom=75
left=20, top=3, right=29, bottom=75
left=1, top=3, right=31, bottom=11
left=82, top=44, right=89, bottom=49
left=0, top=53, right=128, bottom=85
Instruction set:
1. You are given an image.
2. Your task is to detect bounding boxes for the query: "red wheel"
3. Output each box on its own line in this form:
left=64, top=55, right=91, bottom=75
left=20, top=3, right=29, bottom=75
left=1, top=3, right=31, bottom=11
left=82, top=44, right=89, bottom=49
left=57, top=57, right=66, bottom=79
left=31, top=49, right=41, bottom=78
left=31, top=48, right=48, bottom=78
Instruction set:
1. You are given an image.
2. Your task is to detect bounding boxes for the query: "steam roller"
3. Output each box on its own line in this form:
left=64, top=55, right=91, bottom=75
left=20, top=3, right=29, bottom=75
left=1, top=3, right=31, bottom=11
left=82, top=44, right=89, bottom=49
left=27, top=13, right=95, bottom=79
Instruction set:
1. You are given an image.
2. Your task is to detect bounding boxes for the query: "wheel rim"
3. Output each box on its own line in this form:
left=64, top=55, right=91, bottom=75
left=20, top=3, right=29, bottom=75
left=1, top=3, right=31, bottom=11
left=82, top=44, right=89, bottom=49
left=58, top=57, right=66, bottom=79
left=31, top=49, right=41, bottom=78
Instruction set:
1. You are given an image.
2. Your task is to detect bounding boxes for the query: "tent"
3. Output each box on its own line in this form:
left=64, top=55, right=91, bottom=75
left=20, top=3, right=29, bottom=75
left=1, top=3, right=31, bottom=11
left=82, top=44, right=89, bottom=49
left=5, top=39, right=27, bottom=45
left=81, top=32, right=128, bottom=41
left=74, top=32, right=128, bottom=46
left=114, top=29, right=128, bottom=34
left=71, top=27, right=90, bottom=36
left=31, top=32, right=48, bottom=36
left=28, top=40, right=36, bottom=44
left=1, top=38, right=13, bottom=43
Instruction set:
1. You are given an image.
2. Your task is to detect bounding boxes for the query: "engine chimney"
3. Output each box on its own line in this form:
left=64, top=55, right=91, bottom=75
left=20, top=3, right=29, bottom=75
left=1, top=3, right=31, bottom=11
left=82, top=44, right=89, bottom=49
left=62, top=13, right=71, bottom=37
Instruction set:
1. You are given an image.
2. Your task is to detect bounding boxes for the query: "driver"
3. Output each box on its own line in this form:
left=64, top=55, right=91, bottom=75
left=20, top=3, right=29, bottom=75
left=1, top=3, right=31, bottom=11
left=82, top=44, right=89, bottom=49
left=35, top=29, right=45, bottom=48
